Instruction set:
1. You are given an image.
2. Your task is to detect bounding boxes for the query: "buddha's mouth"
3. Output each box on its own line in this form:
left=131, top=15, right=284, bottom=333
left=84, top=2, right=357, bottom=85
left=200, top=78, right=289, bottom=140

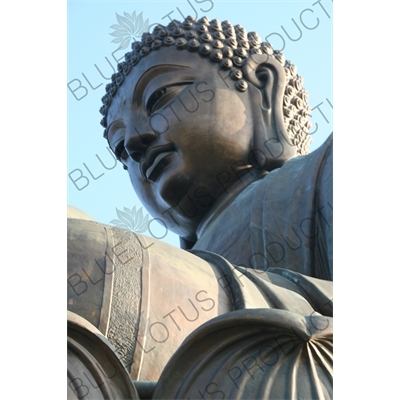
left=140, top=142, right=176, bottom=182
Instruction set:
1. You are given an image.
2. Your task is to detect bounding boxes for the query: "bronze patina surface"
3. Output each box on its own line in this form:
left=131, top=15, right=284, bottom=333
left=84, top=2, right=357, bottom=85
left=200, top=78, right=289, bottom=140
left=68, top=15, right=332, bottom=399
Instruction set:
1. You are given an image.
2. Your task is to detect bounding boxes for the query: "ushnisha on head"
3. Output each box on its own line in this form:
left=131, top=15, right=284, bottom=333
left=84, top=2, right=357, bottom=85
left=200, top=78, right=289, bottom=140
left=100, top=16, right=312, bottom=157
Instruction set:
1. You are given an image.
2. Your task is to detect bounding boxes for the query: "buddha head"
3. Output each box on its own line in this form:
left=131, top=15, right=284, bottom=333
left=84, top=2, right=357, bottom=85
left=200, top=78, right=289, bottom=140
left=100, top=16, right=312, bottom=243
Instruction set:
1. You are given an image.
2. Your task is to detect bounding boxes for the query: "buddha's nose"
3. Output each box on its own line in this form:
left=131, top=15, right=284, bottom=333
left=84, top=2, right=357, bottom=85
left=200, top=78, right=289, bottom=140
left=125, top=127, right=157, bottom=163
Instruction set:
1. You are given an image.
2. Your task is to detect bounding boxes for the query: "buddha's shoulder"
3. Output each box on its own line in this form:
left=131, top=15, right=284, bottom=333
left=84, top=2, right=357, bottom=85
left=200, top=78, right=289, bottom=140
left=255, top=133, right=333, bottom=194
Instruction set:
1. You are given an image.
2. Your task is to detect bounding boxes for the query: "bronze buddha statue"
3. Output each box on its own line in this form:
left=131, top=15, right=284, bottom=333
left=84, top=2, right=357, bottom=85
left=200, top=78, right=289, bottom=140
left=68, top=15, right=332, bottom=399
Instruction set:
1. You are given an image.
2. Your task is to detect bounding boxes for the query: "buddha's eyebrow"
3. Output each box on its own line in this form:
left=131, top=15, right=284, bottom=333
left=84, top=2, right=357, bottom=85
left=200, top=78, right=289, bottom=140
left=133, top=64, right=192, bottom=108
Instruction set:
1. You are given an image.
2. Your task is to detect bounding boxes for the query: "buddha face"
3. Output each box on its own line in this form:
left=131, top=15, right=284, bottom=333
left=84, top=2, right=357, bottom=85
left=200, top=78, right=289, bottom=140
left=106, top=47, right=288, bottom=239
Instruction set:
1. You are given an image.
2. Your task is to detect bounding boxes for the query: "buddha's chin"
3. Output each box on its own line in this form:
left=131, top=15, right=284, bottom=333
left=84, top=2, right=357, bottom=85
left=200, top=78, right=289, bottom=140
left=158, top=170, right=193, bottom=208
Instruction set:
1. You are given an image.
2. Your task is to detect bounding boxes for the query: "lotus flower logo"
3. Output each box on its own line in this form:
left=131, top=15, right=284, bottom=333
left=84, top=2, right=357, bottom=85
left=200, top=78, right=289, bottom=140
left=109, top=11, right=151, bottom=50
left=110, top=206, right=150, bottom=233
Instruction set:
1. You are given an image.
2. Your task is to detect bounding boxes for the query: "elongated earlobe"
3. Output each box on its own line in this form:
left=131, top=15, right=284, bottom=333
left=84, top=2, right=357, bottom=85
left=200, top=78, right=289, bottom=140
left=242, top=54, right=297, bottom=170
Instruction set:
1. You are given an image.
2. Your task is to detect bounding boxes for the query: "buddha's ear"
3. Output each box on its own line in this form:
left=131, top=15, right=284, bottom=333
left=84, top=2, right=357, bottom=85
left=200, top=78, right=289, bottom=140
left=242, top=54, right=296, bottom=170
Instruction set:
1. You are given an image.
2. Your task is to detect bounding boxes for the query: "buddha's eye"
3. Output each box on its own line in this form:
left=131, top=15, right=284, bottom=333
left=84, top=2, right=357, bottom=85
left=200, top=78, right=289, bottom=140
left=147, top=88, right=166, bottom=114
left=146, top=83, right=190, bottom=115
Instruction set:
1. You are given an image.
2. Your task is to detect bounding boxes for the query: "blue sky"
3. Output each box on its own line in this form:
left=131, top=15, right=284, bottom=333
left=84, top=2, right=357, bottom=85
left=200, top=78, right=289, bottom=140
left=67, top=0, right=332, bottom=247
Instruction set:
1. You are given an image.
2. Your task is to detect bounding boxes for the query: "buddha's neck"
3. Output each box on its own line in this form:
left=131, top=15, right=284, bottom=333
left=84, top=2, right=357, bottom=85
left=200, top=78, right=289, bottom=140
left=196, top=169, right=268, bottom=240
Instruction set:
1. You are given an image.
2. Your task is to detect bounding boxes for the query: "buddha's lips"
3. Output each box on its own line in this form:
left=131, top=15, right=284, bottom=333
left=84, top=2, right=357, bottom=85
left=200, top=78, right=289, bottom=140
left=140, top=142, right=176, bottom=181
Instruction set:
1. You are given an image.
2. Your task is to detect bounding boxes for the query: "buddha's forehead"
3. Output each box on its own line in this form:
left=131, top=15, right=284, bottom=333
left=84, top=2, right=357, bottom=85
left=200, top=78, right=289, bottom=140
left=107, top=47, right=220, bottom=122
left=133, top=45, right=208, bottom=69
left=122, top=47, right=215, bottom=92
